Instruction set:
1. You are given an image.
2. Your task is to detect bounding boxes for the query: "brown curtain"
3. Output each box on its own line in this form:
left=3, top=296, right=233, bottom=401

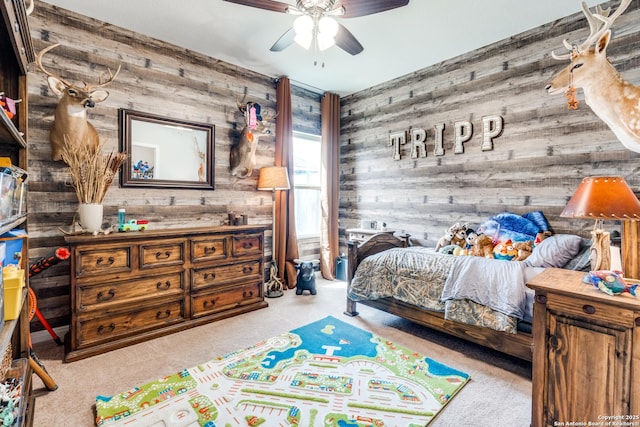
left=320, top=92, right=340, bottom=280
left=275, top=77, right=300, bottom=288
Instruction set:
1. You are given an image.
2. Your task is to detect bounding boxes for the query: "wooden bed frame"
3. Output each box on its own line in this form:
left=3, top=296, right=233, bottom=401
left=343, top=232, right=533, bottom=361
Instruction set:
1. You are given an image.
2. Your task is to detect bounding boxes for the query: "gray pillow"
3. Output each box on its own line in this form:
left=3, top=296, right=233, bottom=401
left=524, top=234, right=583, bottom=268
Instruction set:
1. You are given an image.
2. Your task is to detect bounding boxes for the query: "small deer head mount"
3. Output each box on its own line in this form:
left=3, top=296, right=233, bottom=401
left=36, top=43, right=121, bottom=161
left=229, top=95, right=275, bottom=178
left=546, top=0, right=640, bottom=152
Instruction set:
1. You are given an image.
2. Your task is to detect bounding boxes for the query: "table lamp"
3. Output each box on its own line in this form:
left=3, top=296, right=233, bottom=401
left=560, top=176, right=640, bottom=271
left=258, top=166, right=290, bottom=297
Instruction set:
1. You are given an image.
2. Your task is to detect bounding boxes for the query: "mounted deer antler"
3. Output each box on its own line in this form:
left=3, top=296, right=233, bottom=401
left=545, top=0, right=640, bottom=152
left=229, top=95, right=276, bottom=178
left=36, top=43, right=121, bottom=161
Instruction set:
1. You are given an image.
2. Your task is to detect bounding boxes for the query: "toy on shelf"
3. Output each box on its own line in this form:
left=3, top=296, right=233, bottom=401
left=118, top=219, right=149, bottom=232
left=0, top=93, right=21, bottom=120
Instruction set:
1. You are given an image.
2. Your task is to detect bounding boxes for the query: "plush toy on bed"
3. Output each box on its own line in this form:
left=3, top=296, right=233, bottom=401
left=513, top=240, right=533, bottom=261
left=470, top=234, right=494, bottom=258
left=435, top=229, right=454, bottom=251
left=449, top=222, right=468, bottom=248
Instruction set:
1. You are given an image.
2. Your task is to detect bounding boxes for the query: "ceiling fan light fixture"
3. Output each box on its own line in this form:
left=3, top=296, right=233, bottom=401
left=294, top=32, right=313, bottom=50
left=293, top=14, right=314, bottom=35
left=318, top=16, right=339, bottom=38
left=317, top=32, right=335, bottom=51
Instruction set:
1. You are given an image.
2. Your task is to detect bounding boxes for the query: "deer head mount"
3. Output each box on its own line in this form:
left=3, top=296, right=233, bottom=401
left=546, top=0, right=640, bottom=153
left=229, top=96, right=275, bottom=178
left=36, top=43, right=121, bottom=161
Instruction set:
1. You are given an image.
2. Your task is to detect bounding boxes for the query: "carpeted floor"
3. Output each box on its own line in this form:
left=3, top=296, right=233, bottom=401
left=31, top=276, right=532, bottom=426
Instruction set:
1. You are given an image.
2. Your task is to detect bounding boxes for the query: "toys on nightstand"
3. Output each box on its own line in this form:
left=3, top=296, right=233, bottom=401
left=583, top=270, right=638, bottom=297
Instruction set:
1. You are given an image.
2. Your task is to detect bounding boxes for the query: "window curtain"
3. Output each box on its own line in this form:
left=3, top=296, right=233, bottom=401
left=275, top=77, right=300, bottom=288
left=320, top=92, right=340, bottom=280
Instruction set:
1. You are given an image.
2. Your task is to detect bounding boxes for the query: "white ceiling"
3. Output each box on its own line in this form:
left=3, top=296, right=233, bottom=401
left=41, top=0, right=601, bottom=96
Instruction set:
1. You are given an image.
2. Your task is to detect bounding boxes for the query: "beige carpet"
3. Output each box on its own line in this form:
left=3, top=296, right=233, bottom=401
left=30, top=276, right=532, bottom=426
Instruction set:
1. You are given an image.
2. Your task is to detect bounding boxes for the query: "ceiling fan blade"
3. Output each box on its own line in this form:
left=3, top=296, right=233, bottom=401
left=270, top=27, right=296, bottom=52
left=336, top=0, right=409, bottom=18
left=222, top=0, right=290, bottom=13
left=335, top=23, right=364, bottom=55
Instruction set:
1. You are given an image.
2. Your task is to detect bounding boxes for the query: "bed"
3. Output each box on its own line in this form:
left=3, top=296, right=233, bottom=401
left=344, top=216, right=590, bottom=362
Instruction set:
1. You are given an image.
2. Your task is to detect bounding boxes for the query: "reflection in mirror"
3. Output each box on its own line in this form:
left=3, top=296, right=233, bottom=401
left=119, top=109, right=215, bottom=189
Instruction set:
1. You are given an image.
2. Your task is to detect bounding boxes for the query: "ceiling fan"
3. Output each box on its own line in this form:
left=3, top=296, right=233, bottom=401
left=223, top=0, right=410, bottom=55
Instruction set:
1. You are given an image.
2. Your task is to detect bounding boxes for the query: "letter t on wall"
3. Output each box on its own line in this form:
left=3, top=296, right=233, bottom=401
left=388, top=131, right=407, bottom=160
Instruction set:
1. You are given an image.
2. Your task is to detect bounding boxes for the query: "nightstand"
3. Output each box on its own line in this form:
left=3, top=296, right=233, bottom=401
left=346, top=228, right=395, bottom=244
left=527, top=268, right=640, bottom=427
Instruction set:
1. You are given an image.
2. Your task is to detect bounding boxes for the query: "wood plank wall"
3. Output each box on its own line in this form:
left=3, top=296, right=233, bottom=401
left=26, top=1, right=321, bottom=333
left=339, top=0, right=640, bottom=251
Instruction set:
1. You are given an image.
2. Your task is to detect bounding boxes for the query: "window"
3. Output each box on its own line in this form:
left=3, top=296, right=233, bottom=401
left=293, top=132, right=321, bottom=238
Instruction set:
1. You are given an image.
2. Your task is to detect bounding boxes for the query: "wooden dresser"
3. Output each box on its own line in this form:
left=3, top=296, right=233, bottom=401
left=528, top=268, right=640, bottom=426
left=64, top=225, right=268, bottom=362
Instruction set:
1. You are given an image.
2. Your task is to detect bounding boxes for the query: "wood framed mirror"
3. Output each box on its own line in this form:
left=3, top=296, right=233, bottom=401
left=119, top=109, right=215, bottom=189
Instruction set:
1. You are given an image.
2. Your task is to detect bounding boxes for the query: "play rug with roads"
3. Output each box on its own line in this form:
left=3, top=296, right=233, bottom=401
left=95, top=315, right=470, bottom=426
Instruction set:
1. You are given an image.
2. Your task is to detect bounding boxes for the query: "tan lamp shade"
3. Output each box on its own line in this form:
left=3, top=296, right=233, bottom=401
left=257, top=166, right=290, bottom=191
left=560, top=176, right=640, bottom=220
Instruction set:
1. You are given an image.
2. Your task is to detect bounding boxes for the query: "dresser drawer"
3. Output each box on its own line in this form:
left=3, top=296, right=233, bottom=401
left=546, top=293, right=637, bottom=327
left=231, top=233, right=263, bottom=257
left=191, top=282, right=262, bottom=317
left=191, top=236, right=228, bottom=262
left=75, top=245, right=132, bottom=278
left=76, top=299, right=185, bottom=348
left=140, top=239, right=185, bottom=268
left=77, top=272, right=185, bottom=311
left=191, top=260, right=262, bottom=290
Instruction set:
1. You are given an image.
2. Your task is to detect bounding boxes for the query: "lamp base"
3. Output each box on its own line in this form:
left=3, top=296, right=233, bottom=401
left=590, top=228, right=611, bottom=271
left=264, top=262, right=285, bottom=298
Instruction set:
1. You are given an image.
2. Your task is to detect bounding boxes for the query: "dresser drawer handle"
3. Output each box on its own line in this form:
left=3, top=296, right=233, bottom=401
left=96, top=256, right=115, bottom=266
left=242, top=241, right=253, bottom=249
left=203, top=272, right=216, bottom=281
left=156, top=281, right=171, bottom=290
left=156, top=310, right=171, bottom=319
left=97, top=289, right=116, bottom=302
left=97, top=323, right=116, bottom=334
left=203, top=298, right=218, bottom=308
left=243, top=290, right=254, bottom=298
left=204, top=246, right=217, bottom=254
left=155, top=251, right=172, bottom=260
left=242, top=266, right=253, bottom=274
left=583, top=305, right=596, bottom=315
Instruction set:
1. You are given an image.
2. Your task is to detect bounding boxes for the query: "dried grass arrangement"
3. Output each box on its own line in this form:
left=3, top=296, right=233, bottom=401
left=60, top=140, right=127, bottom=204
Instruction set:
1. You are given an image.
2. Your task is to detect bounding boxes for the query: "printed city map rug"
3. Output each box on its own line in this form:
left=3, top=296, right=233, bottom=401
left=95, top=316, right=470, bottom=427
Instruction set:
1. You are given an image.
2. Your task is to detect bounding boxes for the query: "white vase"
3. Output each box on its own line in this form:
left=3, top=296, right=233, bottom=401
left=78, top=203, right=103, bottom=233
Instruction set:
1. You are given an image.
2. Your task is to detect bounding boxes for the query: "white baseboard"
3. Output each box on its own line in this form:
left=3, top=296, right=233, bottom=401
left=31, top=326, right=68, bottom=345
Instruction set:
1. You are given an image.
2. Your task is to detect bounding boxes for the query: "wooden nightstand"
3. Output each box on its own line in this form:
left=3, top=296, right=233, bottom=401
left=346, top=228, right=395, bottom=244
left=527, top=268, right=640, bottom=427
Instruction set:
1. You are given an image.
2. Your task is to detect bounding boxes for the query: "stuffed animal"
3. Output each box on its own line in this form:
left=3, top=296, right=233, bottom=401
left=513, top=240, right=533, bottom=261
left=449, top=222, right=468, bottom=248
left=470, top=234, right=494, bottom=258
left=493, top=239, right=518, bottom=260
left=435, top=230, right=454, bottom=251
left=464, top=228, right=478, bottom=250
left=583, top=270, right=637, bottom=297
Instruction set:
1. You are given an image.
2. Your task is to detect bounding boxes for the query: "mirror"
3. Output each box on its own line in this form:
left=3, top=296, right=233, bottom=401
left=119, top=109, right=215, bottom=189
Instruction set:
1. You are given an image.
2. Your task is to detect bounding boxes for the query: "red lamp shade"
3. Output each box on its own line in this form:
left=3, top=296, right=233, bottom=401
left=560, top=177, right=640, bottom=220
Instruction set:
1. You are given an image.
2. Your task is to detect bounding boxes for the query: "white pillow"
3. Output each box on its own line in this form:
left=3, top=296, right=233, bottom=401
left=524, top=234, right=583, bottom=268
